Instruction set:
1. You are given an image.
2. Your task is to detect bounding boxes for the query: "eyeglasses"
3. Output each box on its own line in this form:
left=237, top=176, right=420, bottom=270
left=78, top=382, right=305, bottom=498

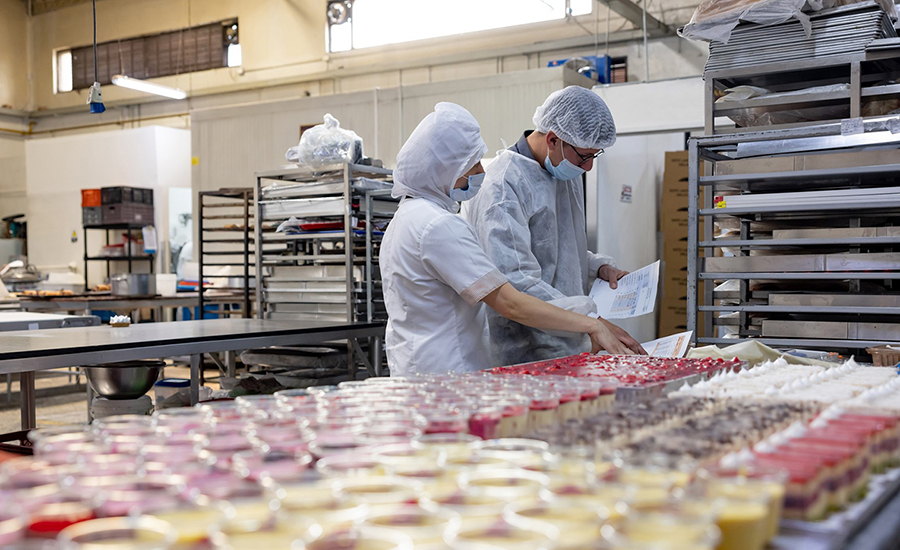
left=564, top=142, right=605, bottom=168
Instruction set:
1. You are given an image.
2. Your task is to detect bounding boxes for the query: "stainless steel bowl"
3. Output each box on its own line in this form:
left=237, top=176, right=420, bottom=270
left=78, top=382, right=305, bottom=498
left=84, top=360, right=164, bottom=400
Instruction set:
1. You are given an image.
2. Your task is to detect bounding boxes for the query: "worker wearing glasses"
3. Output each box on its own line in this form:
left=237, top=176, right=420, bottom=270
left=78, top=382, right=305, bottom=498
left=465, top=86, right=646, bottom=366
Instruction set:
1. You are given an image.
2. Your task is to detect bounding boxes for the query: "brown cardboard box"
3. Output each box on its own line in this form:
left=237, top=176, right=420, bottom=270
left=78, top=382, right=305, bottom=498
left=662, top=274, right=688, bottom=300
left=659, top=304, right=689, bottom=335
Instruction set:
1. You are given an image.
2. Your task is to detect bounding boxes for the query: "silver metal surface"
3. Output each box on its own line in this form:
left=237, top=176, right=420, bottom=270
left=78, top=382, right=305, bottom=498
left=84, top=360, right=163, bottom=400
left=689, top=124, right=900, bottom=351
left=701, top=237, right=900, bottom=248
left=0, top=318, right=385, bottom=427
left=0, top=312, right=100, bottom=332
left=110, top=273, right=156, bottom=296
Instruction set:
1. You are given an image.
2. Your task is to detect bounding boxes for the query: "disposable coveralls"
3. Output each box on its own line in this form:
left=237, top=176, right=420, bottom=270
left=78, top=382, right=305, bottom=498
left=465, top=132, right=616, bottom=366
left=382, top=103, right=504, bottom=376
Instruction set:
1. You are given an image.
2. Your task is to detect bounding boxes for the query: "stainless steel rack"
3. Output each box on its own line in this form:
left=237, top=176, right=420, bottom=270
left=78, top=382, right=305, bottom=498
left=198, top=188, right=256, bottom=319
left=253, top=163, right=395, bottom=375
left=704, top=3, right=900, bottom=135
left=687, top=120, right=900, bottom=353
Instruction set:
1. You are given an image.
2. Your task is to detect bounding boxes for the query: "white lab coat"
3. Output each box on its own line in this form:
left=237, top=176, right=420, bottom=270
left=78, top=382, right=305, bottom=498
left=464, top=139, right=616, bottom=366
left=382, top=102, right=502, bottom=376
left=382, top=198, right=506, bottom=376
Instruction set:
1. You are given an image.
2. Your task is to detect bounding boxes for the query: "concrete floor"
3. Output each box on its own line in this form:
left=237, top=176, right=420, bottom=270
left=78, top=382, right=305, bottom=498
left=0, top=364, right=217, bottom=433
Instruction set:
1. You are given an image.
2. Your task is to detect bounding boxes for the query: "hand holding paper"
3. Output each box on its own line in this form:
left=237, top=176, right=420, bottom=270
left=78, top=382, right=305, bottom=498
left=590, top=260, right=660, bottom=319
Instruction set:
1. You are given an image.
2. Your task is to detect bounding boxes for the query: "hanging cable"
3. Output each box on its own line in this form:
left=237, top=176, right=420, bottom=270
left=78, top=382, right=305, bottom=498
left=87, top=0, right=105, bottom=113
left=92, top=0, right=98, bottom=84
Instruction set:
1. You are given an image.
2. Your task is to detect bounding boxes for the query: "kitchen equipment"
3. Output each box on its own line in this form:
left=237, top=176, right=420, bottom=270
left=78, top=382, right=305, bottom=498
left=0, top=313, right=100, bottom=332
left=110, top=273, right=156, bottom=296
left=84, top=360, right=164, bottom=400
left=0, top=261, right=42, bottom=284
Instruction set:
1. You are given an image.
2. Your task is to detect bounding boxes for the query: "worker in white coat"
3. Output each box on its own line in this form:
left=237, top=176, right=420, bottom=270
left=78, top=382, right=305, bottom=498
left=381, top=102, right=634, bottom=377
left=465, top=86, right=646, bottom=366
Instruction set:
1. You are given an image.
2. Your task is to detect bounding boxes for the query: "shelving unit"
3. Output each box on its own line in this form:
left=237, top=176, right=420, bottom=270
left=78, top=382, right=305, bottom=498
left=198, top=188, right=255, bottom=319
left=704, top=3, right=900, bottom=135
left=687, top=119, right=900, bottom=354
left=82, top=224, right=154, bottom=292
left=253, top=163, right=395, bottom=375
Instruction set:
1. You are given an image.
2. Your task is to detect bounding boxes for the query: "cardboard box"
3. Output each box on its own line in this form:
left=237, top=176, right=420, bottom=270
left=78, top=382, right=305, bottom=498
left=659, top=304, right=689, bottom=336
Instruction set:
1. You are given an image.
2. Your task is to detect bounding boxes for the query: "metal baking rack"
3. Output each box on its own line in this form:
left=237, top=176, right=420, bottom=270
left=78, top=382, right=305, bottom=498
left=253, top=163, right=395, bottom=376
left=704, top=2, right=900, bottom=134
left=198, top=188, right=255, bottom=318
left=687, top=120, right=900, bottom=354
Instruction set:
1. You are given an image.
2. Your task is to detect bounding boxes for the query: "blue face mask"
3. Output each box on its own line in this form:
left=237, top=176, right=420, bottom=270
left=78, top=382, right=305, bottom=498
left=449, top=172, right=485, bottom=202
left=544, top=153, right=586, bottom=181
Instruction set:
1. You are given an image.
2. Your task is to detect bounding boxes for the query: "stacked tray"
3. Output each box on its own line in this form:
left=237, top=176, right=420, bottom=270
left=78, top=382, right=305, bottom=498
left=490, top=355, right=747, bottom=401
left=705, top=2, right=896, bottom=73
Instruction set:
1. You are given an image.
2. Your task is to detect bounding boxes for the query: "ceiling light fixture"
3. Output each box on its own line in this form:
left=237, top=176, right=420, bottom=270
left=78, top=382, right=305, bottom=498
left=111, top=75, right=187, bottom=100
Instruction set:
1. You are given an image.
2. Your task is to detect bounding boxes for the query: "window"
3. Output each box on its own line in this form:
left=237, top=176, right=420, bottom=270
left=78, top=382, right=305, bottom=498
left=55, top=19, right=239, bottom=93
left=610, top=56, right=628, bottom=83
left=327, top=0, right=592, bottom=53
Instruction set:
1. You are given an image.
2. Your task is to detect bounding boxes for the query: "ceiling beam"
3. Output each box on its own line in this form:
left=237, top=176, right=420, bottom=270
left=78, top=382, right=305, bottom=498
left=596, top=0, right=673, bottom=37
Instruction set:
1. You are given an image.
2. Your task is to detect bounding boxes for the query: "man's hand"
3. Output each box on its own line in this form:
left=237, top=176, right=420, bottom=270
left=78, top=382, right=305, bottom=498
left=598, top=265, right=628, bottom=290
left=599, top=317, right=647, bottom=355
left=588, top=321, right=633, bottom=355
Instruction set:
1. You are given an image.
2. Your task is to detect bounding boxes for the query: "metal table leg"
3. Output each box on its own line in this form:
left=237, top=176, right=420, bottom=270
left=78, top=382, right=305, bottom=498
left=190, top=354, right=201, bottom=405
left=374, top=337, right=383, bottom=377
left=20, top=372, right=36, bottom=431
left=225, top=350, right=236, bottom=378
left=86, top=382, right=94, bottom=423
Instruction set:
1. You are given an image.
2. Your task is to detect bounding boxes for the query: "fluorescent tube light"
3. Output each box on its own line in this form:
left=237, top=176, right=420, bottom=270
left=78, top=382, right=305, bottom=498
left=111, top=75, right=187, bottom=100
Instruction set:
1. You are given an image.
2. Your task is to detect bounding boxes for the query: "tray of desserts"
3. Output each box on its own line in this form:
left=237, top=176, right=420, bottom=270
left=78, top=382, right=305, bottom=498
left=490, top=354, right=746, bottom=401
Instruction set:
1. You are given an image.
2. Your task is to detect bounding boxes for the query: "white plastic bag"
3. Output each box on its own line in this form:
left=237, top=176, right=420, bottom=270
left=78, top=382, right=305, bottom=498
left=679, top=0, right=810, bottom=43
left=285, top=114, right=363, bottom=167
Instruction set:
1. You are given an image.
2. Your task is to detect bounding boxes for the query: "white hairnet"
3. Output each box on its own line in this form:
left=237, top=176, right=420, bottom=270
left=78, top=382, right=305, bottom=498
left=532, top=86, right=617, bottom=149
left=392, top=102, right=488, bottom=212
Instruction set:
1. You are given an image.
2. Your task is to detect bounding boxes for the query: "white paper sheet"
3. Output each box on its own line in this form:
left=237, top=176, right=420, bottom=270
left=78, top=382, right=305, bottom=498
left=589, top=260, right=660, bottom=319
left=641, top=331, right=693, bottom=358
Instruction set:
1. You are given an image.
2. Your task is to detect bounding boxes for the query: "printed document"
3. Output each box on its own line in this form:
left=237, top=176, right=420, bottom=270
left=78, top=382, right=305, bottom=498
left=589, top=260, right=660, bottom=319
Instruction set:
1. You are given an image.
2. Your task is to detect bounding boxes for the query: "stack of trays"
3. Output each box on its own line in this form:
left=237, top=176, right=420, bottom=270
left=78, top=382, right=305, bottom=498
left=705, top=2, right=896, bottom=73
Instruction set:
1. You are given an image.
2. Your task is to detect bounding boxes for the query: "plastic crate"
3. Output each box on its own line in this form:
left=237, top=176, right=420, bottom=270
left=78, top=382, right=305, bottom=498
left=101, top=186, right=154, bottom=205
left=867, top=345, right=900, bottom=367
left=81, top=189, right=102, bottom=207
left=82, top=206, right=103, bottom=226
left=102, top=203, right=155, bottom=225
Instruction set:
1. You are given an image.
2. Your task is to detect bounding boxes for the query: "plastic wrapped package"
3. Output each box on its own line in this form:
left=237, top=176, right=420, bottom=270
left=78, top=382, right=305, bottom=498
left=681, top=0, right=897, bottom=43
left=285, top=114, right=363, bottom=167
left=679, top=0, right=811, bottom=43
left=717, top=84, right=851, bottom=127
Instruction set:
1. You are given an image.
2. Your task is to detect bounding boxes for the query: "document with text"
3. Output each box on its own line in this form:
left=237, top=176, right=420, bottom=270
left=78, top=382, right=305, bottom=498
left=589, top=260, right=660, bottom=319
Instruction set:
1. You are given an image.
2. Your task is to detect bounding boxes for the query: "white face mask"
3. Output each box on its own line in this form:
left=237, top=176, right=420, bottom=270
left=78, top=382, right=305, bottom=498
left=449, top=172, right=485, bottom=202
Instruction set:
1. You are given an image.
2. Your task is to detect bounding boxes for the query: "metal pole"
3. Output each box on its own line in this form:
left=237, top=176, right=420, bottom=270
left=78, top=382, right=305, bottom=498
left=254, top=178, right=264, bottom=319
left=20, top=372, right=36, bottom=431
left=86, top=381, right=94, bottom=423
left=198, top=192, right=205, bottom=317
left=243, top=190, right=251, bottom=318
left=642, top=0, right=649, bottom=82
left=190, top=354, right=201, bottom=405
left=686, top=138, right=699, bottom=346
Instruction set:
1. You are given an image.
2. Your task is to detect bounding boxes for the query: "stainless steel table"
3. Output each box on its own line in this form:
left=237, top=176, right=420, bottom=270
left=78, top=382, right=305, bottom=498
left=0, top=318, right=385, bottom=430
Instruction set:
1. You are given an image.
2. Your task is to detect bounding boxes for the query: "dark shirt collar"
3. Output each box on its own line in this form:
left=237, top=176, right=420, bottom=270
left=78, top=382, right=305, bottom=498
left=509, top=130, right=536, bottom=161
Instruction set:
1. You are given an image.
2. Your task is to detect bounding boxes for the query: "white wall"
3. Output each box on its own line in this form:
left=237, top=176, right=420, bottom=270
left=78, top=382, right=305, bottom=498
left=191, top=67, right=592, bottom=192
left=0, top=133, right=27, bottom=221
left=588, top=132, right=687, bottom=343
left=25, top=126, right=190, bottom=285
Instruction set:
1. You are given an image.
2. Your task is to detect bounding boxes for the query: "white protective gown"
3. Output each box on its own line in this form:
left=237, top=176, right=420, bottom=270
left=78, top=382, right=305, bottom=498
left=464, top=133, right=616, bottom=366
left=381, top=103, right=505, bottom=376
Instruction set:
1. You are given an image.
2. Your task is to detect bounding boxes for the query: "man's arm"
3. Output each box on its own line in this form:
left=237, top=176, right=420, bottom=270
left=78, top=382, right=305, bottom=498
left=473, top=199, right=597, bottom=316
